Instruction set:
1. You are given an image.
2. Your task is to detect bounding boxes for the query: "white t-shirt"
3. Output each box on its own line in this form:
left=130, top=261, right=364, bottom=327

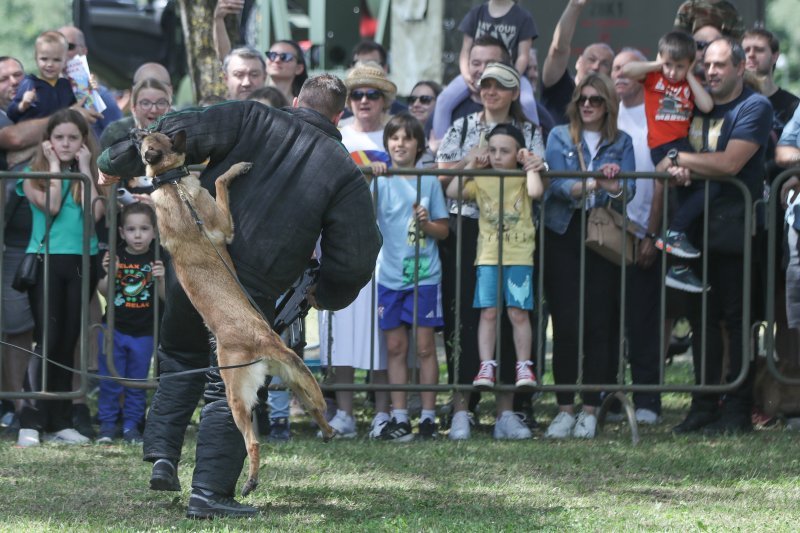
left=618, top=102, right=655, bottom=238
left=581, top=130, right=602, bottom=170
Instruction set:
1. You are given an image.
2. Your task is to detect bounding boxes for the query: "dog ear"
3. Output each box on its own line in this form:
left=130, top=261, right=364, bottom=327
left=171, top=130, right=187, bottom=154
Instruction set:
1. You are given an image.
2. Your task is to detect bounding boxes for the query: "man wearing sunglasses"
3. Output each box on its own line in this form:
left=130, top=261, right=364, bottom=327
left=58, top=25, right=123, bottom=138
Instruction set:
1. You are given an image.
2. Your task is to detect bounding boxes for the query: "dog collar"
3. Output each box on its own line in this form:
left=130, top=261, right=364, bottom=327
left=152, top=166, right=190, bottom=189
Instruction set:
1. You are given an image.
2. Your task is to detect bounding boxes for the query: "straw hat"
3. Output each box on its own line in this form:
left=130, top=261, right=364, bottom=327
left=344, top=61, right=397, bottom=104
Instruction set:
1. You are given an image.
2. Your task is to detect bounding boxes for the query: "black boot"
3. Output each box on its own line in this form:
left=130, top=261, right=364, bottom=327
left=150, top=458, right=181, bottom=491
left=672, top=404, right=719, bottom=434
left=702, top=400, right=752, bottom=436
left=186, top=488, right=258, bottom=519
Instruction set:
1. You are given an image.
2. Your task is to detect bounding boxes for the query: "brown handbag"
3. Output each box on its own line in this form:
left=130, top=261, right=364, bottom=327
left=576, top=143, right=634, bottom=266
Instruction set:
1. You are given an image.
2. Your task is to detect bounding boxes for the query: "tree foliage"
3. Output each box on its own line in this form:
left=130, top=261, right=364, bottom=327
left=767, top=0, right=800, bottom=95
left=0, top=0, right=70, bottom=70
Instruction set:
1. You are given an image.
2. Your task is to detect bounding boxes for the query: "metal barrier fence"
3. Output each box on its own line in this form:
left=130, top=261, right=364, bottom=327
left=765, top=168, right=800, bottom=385
left=0, top=165, right=776, bottom=442
left=319, top=167, right=753, bottom=397
left=0, top=171, right=96, bottom=400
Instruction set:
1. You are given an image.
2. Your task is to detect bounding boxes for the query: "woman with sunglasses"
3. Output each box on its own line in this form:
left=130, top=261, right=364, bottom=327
left=408, top=81, right=441, bottom=125
left=265, top=40, right=308, bottom=103
left=316, top=61, right=395, bottom=439
left=408, top=81, right=442, bottom=167
left=436, top=62, right=545, bottom=440
left=542, top=73, right=635, bottom=440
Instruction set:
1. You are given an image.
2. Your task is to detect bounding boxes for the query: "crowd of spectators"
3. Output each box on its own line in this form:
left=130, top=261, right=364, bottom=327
left=2, top=0, right=800, bottom=454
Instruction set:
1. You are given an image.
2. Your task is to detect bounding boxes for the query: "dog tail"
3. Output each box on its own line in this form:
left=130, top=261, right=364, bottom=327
left=258, top=331, right=335, bottom=439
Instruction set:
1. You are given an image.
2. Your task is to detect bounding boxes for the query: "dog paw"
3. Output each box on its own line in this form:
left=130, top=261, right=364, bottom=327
left=232, top=162, right=253, bottom=175
left=241, top=477, right=258, bottom=497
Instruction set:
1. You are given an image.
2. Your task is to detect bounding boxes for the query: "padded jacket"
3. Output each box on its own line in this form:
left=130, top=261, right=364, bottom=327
left=98, top=101, right=381, bottom=311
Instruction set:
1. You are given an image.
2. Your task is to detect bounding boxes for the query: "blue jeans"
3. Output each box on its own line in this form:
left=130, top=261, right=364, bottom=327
left=268, top=377, right=289, bottom=419
left=97, top=328, right=154, bottom=430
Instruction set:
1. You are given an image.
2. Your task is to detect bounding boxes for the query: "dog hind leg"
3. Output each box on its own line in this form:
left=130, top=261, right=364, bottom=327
left=219, top=348, right=267, bottom=497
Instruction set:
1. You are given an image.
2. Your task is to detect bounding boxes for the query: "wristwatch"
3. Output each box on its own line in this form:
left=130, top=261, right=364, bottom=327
left=646, top=232, right=658, bottom=240
left=667, top=148, right=679, bottom=167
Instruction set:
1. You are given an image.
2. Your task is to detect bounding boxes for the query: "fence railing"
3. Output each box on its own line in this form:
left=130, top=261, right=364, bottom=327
left=0, top=171, right=96, bottom=400
left=1, top=164, right=787, bottom=443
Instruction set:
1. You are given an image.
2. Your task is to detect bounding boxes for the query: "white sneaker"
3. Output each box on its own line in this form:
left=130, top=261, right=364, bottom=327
left=448, top=411, right=472, bottom=441
left=545, top=411, right=576, bottom=439
left=45, top=428, right=90, bottom=444
left=493, top=412, right=531, bottom=440
left=17, top=428, right=40, bottom=447
left=318, top=411, right=357, bottom=439
left=368, top=414, right=390, bottom=439
left=635, top=408, right=661, bottom=425
left=572, top=411, right=598, bottom=439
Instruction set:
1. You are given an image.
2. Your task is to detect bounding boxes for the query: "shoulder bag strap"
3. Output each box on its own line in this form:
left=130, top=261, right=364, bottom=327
left=36, top=183, right=70, bottom=253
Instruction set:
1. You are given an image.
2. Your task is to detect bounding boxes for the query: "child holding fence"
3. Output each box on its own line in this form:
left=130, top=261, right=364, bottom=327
left=370, top=112, right=449, bottom=441
left=96, top=202, right=165, bottom=444
left=446, top=123, right=544, bottom=440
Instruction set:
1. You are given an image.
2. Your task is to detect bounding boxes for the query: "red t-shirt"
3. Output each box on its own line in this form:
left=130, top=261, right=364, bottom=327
left=643, top=71, right=695, bottom=148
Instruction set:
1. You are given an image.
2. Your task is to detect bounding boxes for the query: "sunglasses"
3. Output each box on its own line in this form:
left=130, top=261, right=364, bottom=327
left=695, top=40, right=710, bottom=51
left=577, top=95, right=605, bottom=107
left=266, top=51, right=296, bottom=62
left=350, top=89, right=383, bottom=101
left=408, top=95, right=434, bottom=105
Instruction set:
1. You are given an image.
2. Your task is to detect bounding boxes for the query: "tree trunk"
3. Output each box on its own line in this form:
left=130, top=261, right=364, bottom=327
left=176, top=0, right=227, bottom=102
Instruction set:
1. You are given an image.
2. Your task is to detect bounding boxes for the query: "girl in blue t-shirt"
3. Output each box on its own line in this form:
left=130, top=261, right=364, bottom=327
left=16, top=108, right=105, bottom=447
left=370, top=113, right=449, bottom=441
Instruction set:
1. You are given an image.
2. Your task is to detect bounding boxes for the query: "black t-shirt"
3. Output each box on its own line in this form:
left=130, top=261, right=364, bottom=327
left=540, top=70, right=575, bottom=126
left=104, top=247, right=159, bottom=336
left=458, top=4, right=538, bottom=64
left=766, top=88, right=800, bottom=181
left=689, top=87, right=773, bottom=202
left=770, top=88, right=800, bottom=137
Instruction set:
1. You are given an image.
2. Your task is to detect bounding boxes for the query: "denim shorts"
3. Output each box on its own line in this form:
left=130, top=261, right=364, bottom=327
left=473, top=265, right=534, bottom=310
left=377, top=284, right=444, bottom=330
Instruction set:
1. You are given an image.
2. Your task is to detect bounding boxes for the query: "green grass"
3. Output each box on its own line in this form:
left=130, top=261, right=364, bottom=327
left=2, top=359, right=800, bottom=531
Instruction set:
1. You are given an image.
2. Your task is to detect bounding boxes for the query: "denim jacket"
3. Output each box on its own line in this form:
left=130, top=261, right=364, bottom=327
left=543, top=125, right=636, bottom=235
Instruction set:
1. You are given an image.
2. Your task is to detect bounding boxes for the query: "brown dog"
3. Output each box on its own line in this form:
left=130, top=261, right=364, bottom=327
left=138, top=130, right=334, bottom=497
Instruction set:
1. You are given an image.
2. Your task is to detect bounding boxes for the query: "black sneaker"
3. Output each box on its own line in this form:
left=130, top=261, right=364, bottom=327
left=267, top=417, right=291, bottom=443
left=417, top=418, right=439, bottom=440
left=665, top=266, right=708, bottom=294
left=150, top=458, right=181, bottom=492
left=672, top=408, right=719, bottom=434
left=702, top=410, right=753, bottom=436
left=378, top=418, right=414, bottom=442
left=186, top=489, right=259, bottom=519
left=72, top=404, right=96, bottom=440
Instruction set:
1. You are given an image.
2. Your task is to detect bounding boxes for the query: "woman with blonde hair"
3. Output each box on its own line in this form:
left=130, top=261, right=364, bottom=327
left=542, top=73, right=636, bottom=440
